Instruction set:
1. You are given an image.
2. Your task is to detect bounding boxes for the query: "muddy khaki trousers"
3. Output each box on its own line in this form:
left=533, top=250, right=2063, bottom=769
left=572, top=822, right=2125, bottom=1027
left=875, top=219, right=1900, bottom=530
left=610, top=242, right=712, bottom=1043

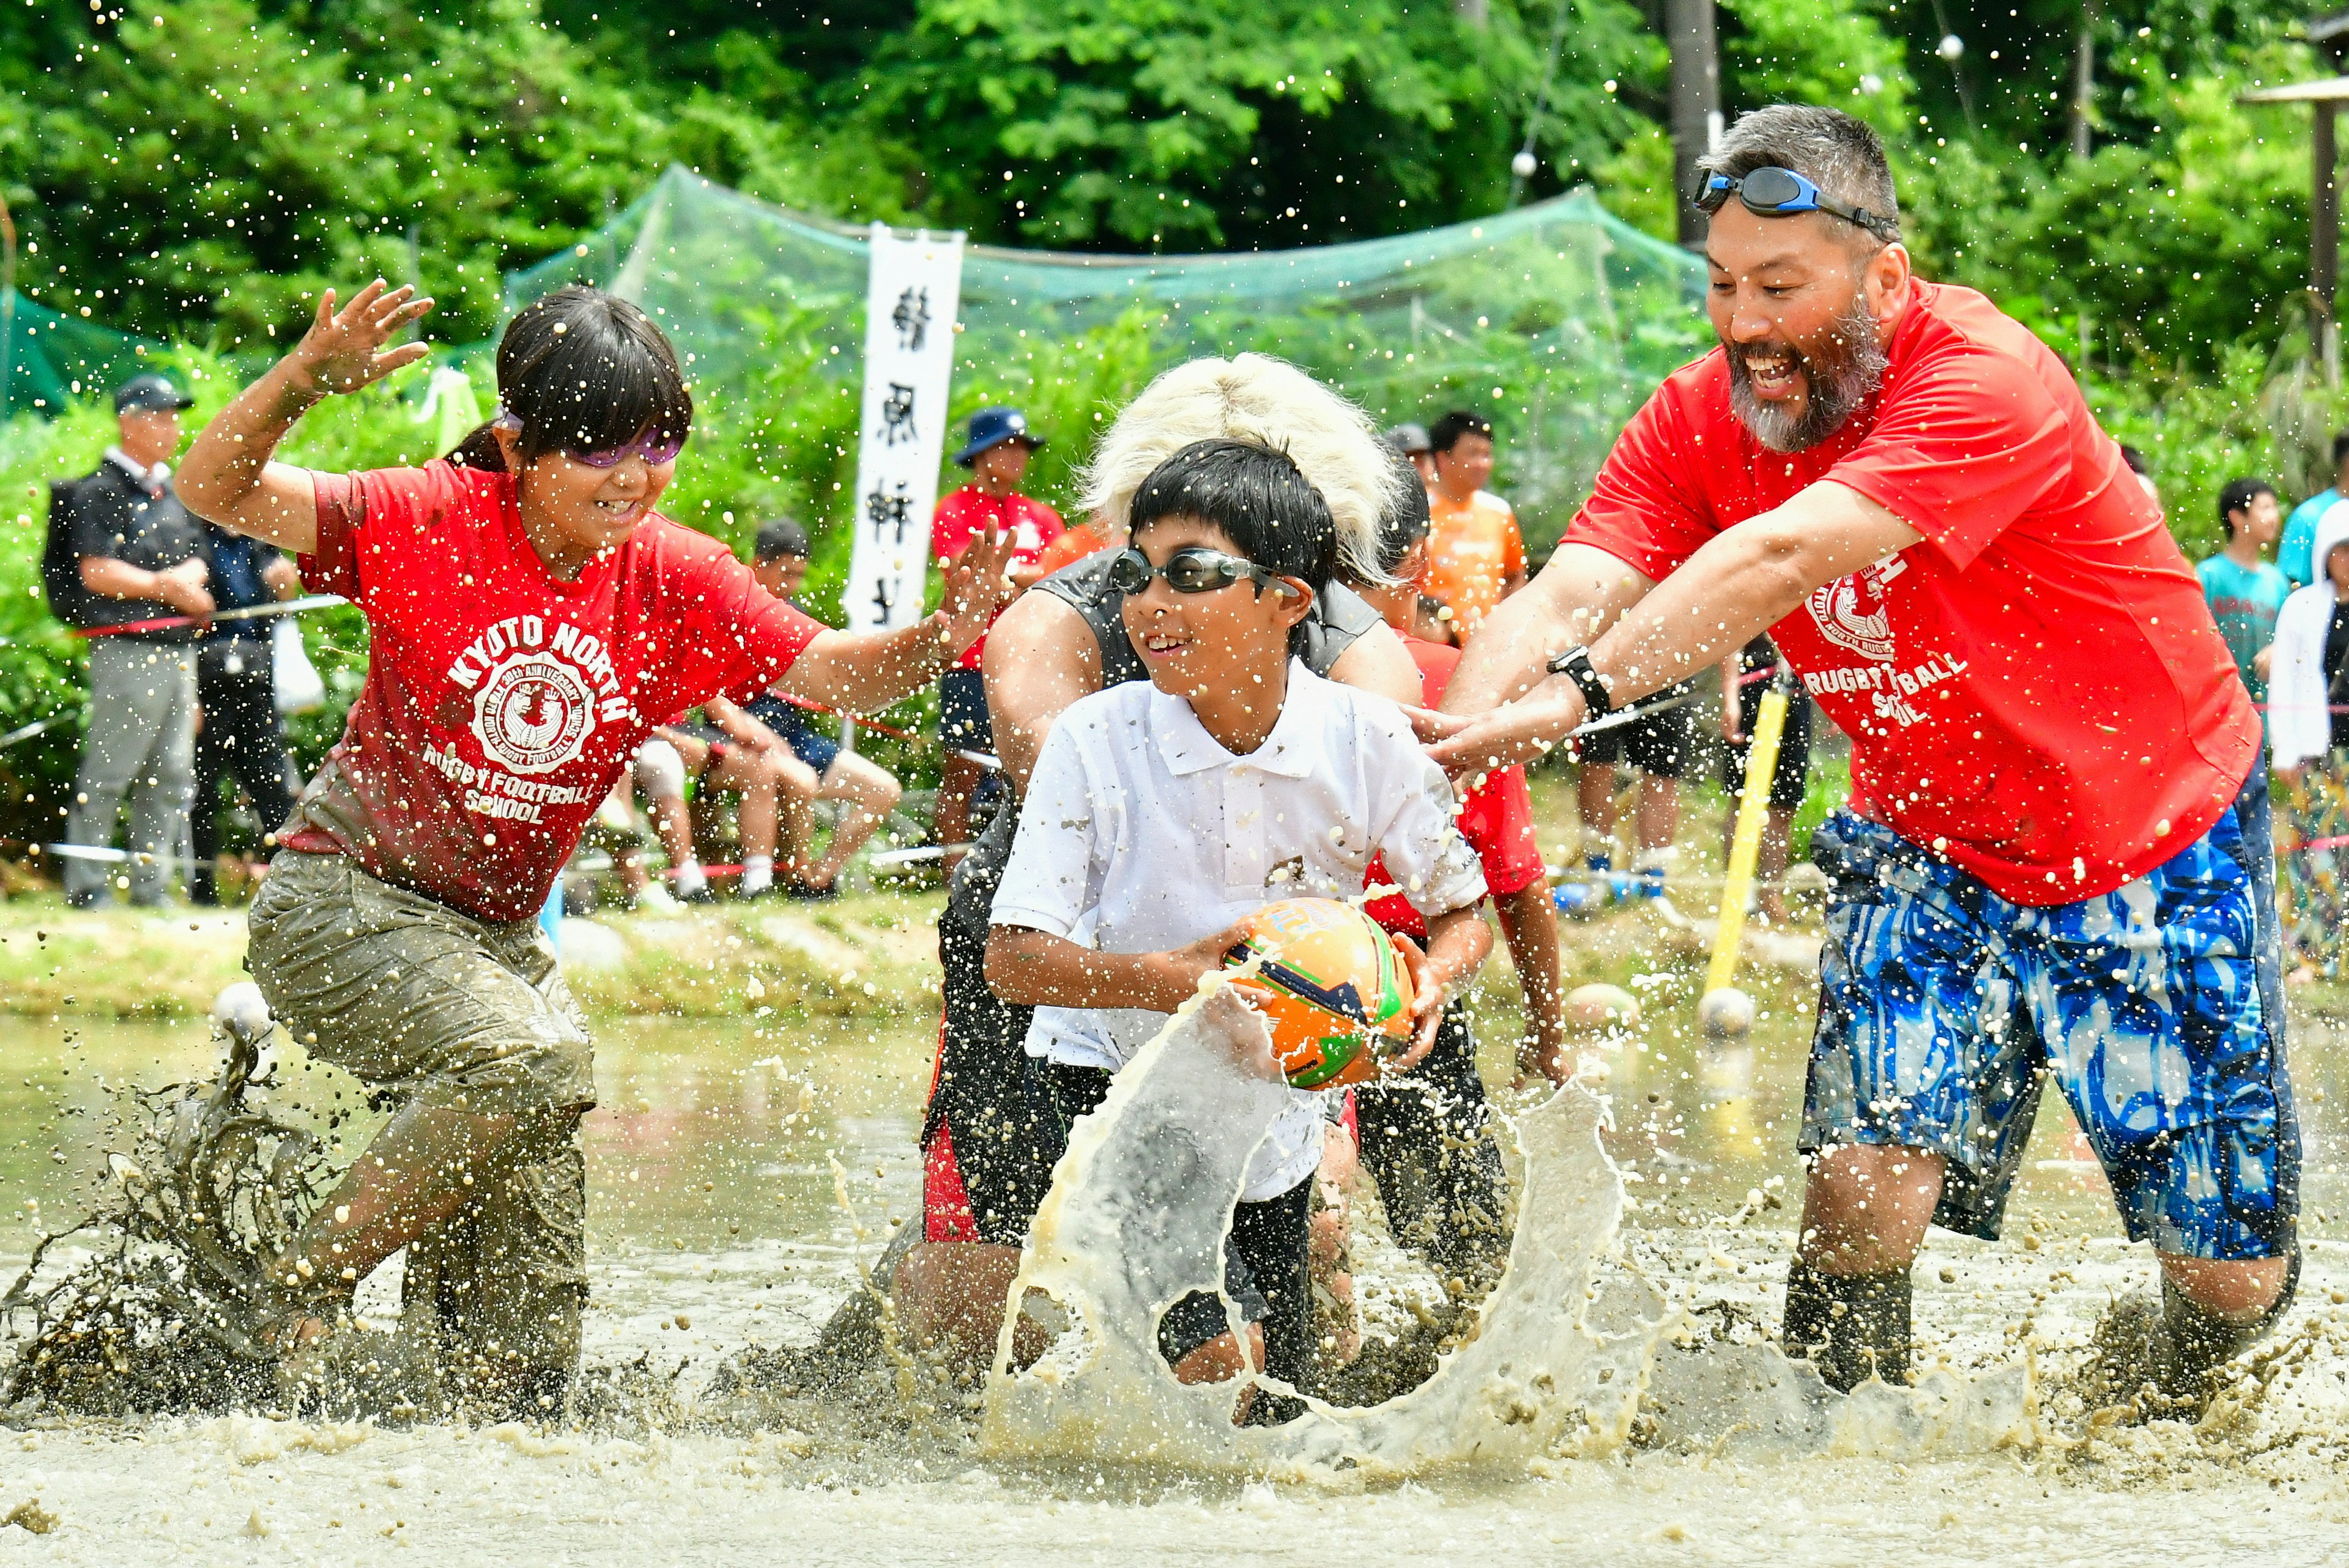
left=65, top=638, right=198, bottom=905
left=247, top=850, right=593, bottom=1414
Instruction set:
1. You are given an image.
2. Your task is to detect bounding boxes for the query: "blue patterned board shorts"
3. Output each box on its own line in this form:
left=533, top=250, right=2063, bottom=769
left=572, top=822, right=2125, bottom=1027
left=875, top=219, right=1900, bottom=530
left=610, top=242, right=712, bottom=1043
left=1800, top=790, right=2299, bottom=1261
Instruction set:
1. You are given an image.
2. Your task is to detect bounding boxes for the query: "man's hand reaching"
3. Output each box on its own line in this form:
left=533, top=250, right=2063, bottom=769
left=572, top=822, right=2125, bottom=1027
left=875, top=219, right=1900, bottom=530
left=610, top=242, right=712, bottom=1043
left=1412, top=693, right=1586, bottom=780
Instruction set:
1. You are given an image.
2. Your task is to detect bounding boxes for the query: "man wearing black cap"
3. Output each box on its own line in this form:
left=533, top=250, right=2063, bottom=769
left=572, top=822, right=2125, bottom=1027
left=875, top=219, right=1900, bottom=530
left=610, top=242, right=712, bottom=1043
left=929, top=407, right=1063, bottom=865
left=56, top=373, right=213, bottom=907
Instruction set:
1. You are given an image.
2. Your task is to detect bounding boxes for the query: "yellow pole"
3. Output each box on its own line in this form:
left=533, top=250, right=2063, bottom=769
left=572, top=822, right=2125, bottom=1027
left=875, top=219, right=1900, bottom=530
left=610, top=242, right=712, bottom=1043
left=1706, top=684, right=1789, bottom=994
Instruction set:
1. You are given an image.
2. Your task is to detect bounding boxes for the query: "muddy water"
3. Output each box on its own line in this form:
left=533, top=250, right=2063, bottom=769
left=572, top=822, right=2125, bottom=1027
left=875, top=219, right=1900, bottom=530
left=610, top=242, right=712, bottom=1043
left=5, top=950, right=2348, bottom=1562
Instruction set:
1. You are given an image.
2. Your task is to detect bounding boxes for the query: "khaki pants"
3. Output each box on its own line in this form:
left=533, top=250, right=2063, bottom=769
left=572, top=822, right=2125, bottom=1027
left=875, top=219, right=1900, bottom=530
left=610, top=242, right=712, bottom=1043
left=65, top=639, right=197, bottom=904
left=246, top=851, right=592, bottom=1407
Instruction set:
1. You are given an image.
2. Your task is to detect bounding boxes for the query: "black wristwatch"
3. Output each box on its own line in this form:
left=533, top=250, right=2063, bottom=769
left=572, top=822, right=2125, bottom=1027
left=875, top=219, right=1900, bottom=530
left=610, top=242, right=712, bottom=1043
left=1546, top=645, right=1614, bottom=717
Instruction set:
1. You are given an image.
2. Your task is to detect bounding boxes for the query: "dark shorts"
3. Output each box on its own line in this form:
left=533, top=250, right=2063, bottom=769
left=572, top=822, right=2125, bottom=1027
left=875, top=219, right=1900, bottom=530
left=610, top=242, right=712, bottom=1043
left=1800, top=777, right=2298, bottom=1261
left=1720, top=679, right=1815, bottom=815
left=742, top=694, right=842, bottom=776
left=922, top=894, right=1047, bottom=1244
left=1023, top=1060, right=1312, bottom=1385
left=939, top=667, right=993, bottom=751
left=1350, top=1000, right=1511, bottom=1282
left=1578, top=687, right=1693, bottom=778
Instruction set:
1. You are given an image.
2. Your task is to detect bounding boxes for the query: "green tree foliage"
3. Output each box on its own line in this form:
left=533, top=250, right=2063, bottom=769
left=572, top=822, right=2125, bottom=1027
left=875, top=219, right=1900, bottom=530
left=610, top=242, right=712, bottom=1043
left=856, top=0, right=1657, bottom=248
left=0, top=1, right=918, bottom=346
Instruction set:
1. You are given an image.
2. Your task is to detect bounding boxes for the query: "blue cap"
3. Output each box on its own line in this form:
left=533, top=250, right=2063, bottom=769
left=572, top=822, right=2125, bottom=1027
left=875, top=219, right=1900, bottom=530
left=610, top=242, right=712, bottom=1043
left=114, top=373, right=195, bottom=414
left=954, top=407, right=1041, bottom=467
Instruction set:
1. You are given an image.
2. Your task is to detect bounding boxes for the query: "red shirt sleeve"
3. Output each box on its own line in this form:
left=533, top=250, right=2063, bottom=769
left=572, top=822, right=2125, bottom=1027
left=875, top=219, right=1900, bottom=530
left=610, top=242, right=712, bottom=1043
left=1825, top=337, right=2071, bottom=571
left=303, top=471, right=364, bottom=597
left=655, top=534, right=828, bottom=708
left=1561, top=379, right=1721, bottom=580
left=303, top=462, right=477, bottom=604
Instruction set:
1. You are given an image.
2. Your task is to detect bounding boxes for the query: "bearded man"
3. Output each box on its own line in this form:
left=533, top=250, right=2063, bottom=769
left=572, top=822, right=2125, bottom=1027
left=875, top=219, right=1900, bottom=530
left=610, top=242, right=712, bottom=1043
left=1429, top=105, right=2300, bottom=1402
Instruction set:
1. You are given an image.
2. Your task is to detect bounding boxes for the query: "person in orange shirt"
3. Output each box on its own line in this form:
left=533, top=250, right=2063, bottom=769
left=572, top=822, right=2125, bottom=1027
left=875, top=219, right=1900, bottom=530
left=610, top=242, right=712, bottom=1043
left=1420, top=410, right=1527, bottom=635
left=1028, top=515, right=1112, bottom=577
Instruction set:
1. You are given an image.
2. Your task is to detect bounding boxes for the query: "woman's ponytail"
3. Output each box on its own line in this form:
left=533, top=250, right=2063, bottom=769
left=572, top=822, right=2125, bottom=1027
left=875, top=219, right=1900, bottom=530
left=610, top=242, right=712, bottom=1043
left=447, top=423, right=509, bottom=473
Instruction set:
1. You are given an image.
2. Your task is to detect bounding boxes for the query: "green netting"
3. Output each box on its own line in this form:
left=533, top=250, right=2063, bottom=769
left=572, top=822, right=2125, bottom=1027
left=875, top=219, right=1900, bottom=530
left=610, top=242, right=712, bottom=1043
left=0, top=289, right=165, bottom=421
left=504, top=166, right=1707, bottom=552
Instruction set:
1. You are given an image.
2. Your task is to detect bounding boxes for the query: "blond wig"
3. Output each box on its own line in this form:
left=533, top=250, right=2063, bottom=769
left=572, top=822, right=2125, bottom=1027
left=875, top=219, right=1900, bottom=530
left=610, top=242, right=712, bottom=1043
left=1077, top=353, right=1410, bottom=585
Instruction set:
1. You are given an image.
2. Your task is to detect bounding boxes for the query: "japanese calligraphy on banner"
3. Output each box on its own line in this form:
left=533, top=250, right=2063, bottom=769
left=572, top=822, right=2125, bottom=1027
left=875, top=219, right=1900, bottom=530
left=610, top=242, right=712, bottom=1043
left=843, top=225, right=966, bottom=634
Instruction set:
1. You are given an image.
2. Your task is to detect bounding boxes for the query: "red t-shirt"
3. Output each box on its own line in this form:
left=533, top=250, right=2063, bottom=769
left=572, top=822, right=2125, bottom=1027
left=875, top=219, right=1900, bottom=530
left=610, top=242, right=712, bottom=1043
left=1564, top=281, right=2256, bottom=906
left=1366, top=635, right=1543, bottom=939
left=283, top=461, right=824, bottom=922
left=930, top=486, right=1064, bottom=670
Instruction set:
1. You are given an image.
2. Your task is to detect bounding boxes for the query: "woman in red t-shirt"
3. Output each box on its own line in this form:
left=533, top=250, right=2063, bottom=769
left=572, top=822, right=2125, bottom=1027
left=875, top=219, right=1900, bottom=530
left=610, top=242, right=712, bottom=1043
left=175, top=280, right=1012, bottom=1409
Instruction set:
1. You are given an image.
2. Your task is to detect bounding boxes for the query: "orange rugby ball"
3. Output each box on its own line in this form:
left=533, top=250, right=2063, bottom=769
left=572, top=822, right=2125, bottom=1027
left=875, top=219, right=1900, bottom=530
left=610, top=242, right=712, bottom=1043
left=1223, top=898, right=1417, bottom=1089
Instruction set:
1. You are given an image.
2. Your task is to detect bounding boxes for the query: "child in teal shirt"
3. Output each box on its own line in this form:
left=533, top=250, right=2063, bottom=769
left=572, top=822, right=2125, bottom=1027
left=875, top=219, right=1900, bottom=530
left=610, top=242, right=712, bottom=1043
left=2199, top=478, right=2290, bottom=728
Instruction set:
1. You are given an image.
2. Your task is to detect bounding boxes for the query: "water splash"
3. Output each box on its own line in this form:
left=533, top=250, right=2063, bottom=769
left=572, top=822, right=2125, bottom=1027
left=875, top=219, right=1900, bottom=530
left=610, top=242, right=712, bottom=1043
left=981, top=980, right=2046, bottom=1474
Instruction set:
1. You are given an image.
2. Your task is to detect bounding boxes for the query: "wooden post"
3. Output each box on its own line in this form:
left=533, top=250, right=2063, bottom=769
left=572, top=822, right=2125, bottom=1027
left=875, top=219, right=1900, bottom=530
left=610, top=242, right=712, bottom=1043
left=1667, top=0, right=1722, bottom=250
left=2318, top=101, right=2339, bottom=383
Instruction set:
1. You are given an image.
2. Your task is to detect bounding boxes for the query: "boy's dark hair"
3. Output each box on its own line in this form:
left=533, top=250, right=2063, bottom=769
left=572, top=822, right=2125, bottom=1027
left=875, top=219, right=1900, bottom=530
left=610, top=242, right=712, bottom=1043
left=2217, top=477, right=2275, bottom=538
left=1365, top=450, right=1431, bottom=580
left=1429, top=410, right=1492, bottom=455
left=2331, top=430, right=2349, bottom=468
left=1128, top=438, right=1337, bottom=590
left=2118, top=444, right=2151, bottom=478
left=449, top=285, right=692, bottom=472
left=754, top=517, right=811, bottom=562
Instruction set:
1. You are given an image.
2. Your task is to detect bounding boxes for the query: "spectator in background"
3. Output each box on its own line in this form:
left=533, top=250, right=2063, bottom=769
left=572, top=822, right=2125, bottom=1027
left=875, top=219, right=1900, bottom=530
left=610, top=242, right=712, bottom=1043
left=1718, top=637, right=1814, bottom=927
left=2266, top=504, right=2349, bottom=977
left=2279, top=432, right=2349, bottom=588
left=1575, top=677, right=1694, bottom=905
left=636, top=698, right=807, bottom=901
left=930, top=408, right=1063, bottom=866
left=1384, top=422, right=1438, bottom=487
left=2198, top=478, right=2290, bottom=738
left=59, top=374, right=211, bottom=908
left=188, top=511, right=304, bottom=906
left=1421, top=410, right=1527, bottom=637
left=741, top=519, right=905, bottom=897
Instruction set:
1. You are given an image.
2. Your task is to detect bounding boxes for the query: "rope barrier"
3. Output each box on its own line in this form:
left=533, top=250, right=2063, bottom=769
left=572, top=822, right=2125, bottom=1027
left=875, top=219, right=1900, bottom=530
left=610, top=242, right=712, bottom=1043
left=67, top=593, right=350, bottom=640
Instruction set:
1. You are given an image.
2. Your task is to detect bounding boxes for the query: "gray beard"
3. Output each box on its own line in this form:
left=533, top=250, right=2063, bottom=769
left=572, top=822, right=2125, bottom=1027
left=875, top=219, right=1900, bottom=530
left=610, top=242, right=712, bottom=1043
left=1726, top=295, right=1889, bottom=454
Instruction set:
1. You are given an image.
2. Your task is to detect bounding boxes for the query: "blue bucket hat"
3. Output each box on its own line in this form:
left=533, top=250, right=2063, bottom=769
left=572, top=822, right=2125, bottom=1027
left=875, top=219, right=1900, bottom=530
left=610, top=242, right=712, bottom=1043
left=954, top=406, right=1041, bottom=467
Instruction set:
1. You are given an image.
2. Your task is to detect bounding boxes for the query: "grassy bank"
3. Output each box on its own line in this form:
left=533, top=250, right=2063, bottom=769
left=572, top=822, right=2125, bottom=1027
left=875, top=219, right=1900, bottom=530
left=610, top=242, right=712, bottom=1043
left=2, top=890, right=948, bottom=1025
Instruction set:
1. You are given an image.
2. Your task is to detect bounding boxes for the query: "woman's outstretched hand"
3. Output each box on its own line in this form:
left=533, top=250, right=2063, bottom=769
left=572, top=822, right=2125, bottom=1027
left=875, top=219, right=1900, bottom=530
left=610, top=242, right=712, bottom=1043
left=935, top=526, right=1020, bottom=659
left=288, top=281, right=435, bottom=398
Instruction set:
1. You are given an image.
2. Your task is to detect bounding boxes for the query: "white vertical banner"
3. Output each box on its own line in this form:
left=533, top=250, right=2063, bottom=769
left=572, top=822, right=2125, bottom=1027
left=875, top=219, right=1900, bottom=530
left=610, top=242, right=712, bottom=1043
left=843, top=224, right=966, bottom=634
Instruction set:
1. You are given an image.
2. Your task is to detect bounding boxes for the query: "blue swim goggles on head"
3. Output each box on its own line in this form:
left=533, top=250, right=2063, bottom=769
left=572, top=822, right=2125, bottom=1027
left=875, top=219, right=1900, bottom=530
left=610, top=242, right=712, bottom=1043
left=1696, top=166, right=1901, bottom=242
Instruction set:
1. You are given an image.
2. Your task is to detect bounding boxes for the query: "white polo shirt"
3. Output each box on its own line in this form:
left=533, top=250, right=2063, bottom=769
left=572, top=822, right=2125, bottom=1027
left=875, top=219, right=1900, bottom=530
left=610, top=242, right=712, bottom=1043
left=992, top=662, right=1488, bottom=1200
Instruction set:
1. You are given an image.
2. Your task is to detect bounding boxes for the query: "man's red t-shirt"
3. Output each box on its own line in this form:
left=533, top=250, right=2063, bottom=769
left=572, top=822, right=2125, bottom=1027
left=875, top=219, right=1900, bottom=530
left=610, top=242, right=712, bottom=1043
left=930, top=486, right=1064, bottom=670
left=283, top=461, right=824, bottom=922
left=1367, top=635, right=1544, bottom=939
left=1564, top=281, right=2256, bottom=906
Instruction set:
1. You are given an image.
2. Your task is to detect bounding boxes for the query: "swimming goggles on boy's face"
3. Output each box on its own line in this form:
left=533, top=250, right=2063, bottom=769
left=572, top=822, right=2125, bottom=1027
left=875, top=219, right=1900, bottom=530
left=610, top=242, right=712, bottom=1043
left=1107, top=545, right=1302, bottom=599
left=1696, top=167, right=1900, bottom=242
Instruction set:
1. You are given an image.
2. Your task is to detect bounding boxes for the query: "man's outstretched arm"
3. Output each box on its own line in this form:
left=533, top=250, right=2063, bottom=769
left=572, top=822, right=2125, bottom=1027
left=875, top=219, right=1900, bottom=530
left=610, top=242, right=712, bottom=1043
left=1439, top=542, right=1656, bottom=717
left=1428, top=482, right=1920, bottom=774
